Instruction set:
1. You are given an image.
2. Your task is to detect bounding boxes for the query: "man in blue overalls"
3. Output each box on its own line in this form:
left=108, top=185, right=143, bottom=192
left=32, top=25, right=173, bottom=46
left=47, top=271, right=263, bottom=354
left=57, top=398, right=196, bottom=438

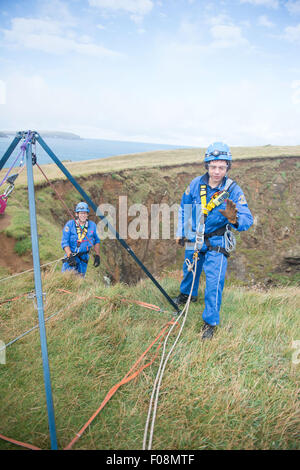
left=174, top=142, right=253, bottom=339
left=61, top=202, right=100, bottom=277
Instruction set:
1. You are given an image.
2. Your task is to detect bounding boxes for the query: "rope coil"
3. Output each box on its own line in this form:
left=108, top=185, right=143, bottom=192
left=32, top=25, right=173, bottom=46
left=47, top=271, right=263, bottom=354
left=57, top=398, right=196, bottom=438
left=224, top=224, right=236, bottom=253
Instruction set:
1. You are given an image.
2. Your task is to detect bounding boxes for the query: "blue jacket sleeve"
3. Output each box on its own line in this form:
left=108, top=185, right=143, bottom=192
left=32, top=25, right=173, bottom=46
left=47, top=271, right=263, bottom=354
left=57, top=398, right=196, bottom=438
left=61, top=220, right=72, bottom=249
left=176, top=185, right=193, bottom=238
left=229, top=184, right=253, bottom=232
left=92, top=221, right=100, bottom=245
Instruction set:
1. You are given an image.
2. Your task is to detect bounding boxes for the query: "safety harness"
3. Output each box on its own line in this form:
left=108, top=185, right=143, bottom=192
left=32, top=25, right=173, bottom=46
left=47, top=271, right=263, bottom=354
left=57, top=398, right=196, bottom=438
left=195, top=178, right=237, bottom=257
left=76, top=220, right=89, bottom=247
left=62, top=220, right=90, bottom=265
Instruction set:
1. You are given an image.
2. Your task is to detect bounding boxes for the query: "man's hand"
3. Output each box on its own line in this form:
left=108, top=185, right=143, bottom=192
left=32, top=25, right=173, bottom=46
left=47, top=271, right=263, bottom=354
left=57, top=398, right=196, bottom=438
left=67, top=254, right=77, bottom=267
left=219, top=199, right=237, bottom=224
left=93, top=254, right=100, bottom=267
left=176, top=237, right=186, bottom=247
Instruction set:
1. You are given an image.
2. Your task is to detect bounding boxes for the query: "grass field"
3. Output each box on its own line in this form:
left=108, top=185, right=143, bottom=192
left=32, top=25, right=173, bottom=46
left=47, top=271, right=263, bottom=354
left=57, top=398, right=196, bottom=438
left=0, top=269, right=299, bottom=450
left=1, top=144, right=299, bottom=450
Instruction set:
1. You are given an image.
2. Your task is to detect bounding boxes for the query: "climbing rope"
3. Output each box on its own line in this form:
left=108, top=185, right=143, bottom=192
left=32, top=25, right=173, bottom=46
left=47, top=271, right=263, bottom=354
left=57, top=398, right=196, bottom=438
left=36, top=163, right=76, bottom=222
left=0, top=257, right=64, bottom=283
left=0, top=292, right=30, bottom=306
left=224, top=224, right=236, bottom=253
left=0, top=131, right=32, bottom=188
left=0, top=134, right=29, bottom=214
left=35, top=163, right=115, bottom=281
left=0, top=286, right=181, bottom=450
left=143, top=253, right=199, bottom=450
left=0, top=292, right=86, bottom=355
left=57, top=288, right=171, bottom=313
left=0, top=433, right=42, bottom=451
left=64, top=318, right=179, bottom=450
left=0, top=316, right=178, bottom=451
left=0, top=309, right=63, bottom=353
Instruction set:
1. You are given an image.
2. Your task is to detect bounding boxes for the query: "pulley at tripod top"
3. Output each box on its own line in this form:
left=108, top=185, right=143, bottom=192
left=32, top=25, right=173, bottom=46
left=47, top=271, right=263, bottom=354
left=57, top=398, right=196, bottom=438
left=6, top=173, right=19, bottom=185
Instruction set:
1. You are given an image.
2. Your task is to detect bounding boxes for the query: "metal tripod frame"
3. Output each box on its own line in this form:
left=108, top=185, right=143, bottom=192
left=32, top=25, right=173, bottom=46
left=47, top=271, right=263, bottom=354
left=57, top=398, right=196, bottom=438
left=0, top=130, right=180, bottom=449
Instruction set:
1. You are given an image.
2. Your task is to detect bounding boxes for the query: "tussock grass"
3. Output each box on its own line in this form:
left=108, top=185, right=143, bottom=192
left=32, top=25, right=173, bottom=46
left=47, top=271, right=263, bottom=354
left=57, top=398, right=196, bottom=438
left=0, top=271, right=299, bottom=450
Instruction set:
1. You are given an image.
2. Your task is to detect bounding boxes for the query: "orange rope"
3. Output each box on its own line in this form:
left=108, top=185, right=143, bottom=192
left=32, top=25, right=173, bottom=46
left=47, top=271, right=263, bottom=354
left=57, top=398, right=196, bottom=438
left=0, top=292, right=30, bottom=306
left=58, top=288, right=164, bottom=312
left=0, top=289, right=176, bottom=450
left=64, top=318, right=178, bottom=450
left=0, top=433, right=41, bottom=450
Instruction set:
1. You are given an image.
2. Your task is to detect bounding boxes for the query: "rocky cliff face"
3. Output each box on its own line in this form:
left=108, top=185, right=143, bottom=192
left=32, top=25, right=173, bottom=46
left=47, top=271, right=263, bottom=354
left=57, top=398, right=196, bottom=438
left=1, top=156, right=299, bottom=287
left=83, top=156, right=300, bottom=287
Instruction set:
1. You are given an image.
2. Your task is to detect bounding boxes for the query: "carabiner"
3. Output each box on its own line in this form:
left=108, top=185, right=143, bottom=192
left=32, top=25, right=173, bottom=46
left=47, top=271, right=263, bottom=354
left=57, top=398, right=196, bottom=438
left=3, top=183, right=15, bottom=198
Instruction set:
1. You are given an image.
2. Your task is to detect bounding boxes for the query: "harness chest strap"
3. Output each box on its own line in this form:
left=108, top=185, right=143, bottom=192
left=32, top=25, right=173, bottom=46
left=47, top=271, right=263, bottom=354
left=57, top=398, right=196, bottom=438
left=200, top=178, right=235, bottom=215
left=197, top=178, right=236, bottom=257
left=76, top=220, right=89, bottom=245
left=200, top=186, right=208, bottom=216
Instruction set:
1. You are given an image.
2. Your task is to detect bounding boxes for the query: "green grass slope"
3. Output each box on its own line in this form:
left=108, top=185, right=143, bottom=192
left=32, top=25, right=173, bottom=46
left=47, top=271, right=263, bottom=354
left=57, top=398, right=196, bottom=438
left=0, top=270, right=299, bottom=450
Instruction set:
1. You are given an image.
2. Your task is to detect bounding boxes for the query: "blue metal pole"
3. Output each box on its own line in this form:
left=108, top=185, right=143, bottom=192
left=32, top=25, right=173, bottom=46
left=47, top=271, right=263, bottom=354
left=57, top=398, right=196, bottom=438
left=26, top=142, right=58, bottom=450
left=36, top=134, right=180, bottom=313
left=0, top=134, right=21, bottom=171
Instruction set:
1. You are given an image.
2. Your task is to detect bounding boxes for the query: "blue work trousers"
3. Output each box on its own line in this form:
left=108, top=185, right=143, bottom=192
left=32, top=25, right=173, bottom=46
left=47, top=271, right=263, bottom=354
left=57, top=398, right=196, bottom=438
left=180, top=247, right=228, bottom=326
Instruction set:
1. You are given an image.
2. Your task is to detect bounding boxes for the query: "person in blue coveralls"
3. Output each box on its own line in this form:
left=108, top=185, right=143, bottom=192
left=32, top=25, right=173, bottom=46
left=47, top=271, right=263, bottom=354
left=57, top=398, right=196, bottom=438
left=61, top=202, right=100, bottom=277
left=173, top=142, right=253, bottom=340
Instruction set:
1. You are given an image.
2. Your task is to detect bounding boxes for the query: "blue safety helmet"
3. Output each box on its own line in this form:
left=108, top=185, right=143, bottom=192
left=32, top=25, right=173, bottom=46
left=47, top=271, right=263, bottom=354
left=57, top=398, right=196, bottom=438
left=204, top=142, right=232, bottom=163
left=75, top=202, right=90, bottom=213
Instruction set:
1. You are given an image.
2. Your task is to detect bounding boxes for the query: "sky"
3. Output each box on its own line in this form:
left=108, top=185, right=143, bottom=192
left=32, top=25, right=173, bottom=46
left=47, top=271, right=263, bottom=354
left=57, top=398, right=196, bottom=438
left=0, top=0, right=300, bottom=146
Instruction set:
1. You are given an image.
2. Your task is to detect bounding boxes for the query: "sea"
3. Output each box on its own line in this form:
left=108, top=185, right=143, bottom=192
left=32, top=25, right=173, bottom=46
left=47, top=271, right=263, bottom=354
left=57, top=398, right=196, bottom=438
left=0, top=135, right=189, bottom=169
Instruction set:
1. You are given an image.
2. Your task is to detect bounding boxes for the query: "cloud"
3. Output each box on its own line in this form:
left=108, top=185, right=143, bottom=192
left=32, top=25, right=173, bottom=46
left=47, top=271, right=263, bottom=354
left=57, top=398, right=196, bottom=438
left=240, top=0, right=279, bottom=8
left=88, top=0, right=153, bottom=22
left=176, top=15, right=249, bottom=50
left=210, top=23, right=249, bottom=48
left=37, top=0, right=77, bottom=27
left=2, top=70, right=300, bottom=146
left=201, top=14, right=250, bottom=48
left=258, top=15, right=275, bottom=27
left=282, top=23, right=300, bottom=43
left=206, top=14, right=233, bottom=26
left=1, top=17, right=122, bottom=58
left=286, top=0, right=300, bottom=15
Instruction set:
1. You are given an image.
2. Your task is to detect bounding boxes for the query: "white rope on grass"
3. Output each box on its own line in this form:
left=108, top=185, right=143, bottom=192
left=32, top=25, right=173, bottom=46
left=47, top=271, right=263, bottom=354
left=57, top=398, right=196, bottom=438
left=0, top=257, right=64, bottom=283
left=0, top=293, right=85, bottom=352
left=0, top=309, right=64, bottom=352
left=143, top=255, right=198, bottom=450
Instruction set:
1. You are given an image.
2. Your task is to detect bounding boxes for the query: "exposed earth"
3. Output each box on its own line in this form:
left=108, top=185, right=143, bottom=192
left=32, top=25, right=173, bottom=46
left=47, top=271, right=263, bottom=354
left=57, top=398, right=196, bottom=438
left=0, top=155, right=299, bottom=287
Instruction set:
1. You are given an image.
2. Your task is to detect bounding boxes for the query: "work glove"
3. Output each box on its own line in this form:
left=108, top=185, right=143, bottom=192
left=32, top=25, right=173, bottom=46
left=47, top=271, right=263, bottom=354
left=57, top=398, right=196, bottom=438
left=219, top=199, right=238, bottom=225
left=67, top=254, right=77, bottom=267
left=93, top=254, right=100, bottom=267
left=176, top=237, right=186, bottom=247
